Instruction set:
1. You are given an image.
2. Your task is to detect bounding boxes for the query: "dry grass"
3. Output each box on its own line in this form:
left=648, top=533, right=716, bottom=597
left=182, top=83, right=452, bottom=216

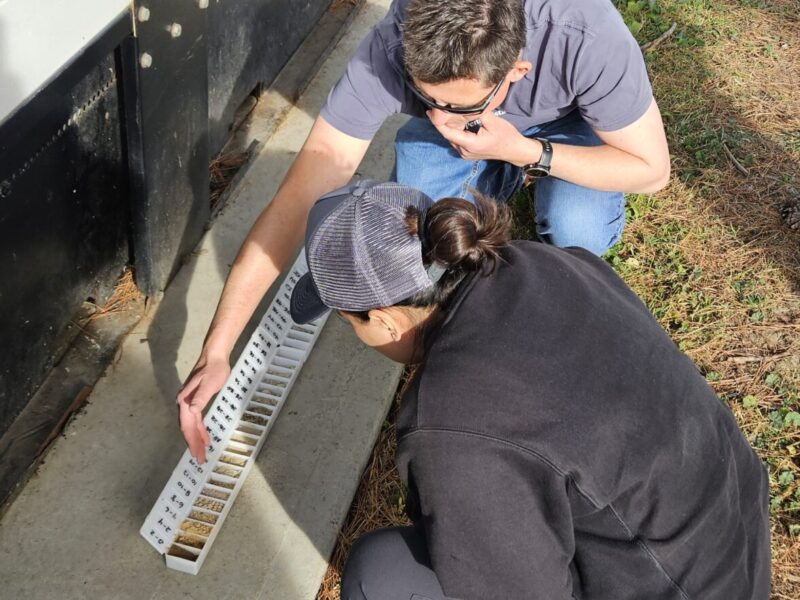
left=209, top=152, right=250, bottom=213
left=85, top=268, right=141, bottom=322
left=317, top=0, right=800, bottom=597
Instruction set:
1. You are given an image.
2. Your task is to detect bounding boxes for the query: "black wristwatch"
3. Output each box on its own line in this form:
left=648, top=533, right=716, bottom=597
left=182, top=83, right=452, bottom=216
left=523, top=138, right=553, bottom=178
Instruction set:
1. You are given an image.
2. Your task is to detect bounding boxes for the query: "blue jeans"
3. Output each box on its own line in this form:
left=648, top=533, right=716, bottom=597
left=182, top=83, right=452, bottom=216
left=393, top=111, right=625, bottom=256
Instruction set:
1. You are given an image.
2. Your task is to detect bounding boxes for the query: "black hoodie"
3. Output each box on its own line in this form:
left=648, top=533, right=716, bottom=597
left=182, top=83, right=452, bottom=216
left=396, top=241, right=770, bottom=600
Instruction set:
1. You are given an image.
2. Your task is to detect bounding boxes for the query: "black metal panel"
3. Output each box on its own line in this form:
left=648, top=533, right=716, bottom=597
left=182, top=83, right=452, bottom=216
left=0, top=42, right=131, bottom=437
left=127, top=0, right=209, bottom=295
left=0, top=13, right=132, bottom=167
left=0, top=0, right=345, bottom=467
left=207, top=0, right=332, bottom=155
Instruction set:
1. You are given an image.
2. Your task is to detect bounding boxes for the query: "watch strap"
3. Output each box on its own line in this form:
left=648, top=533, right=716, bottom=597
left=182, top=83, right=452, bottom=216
left=535, top=137, right=553, bottom=170
left=522, top=137, right=553, bottom=179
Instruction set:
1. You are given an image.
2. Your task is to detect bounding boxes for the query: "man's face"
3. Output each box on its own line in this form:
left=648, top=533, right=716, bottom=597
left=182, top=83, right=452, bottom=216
left=408, top=59, right=531, bottom=130
left=412, top=75, right=512, bottom=129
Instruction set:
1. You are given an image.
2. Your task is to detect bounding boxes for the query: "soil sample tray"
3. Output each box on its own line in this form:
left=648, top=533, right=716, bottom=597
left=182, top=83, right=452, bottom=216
left=139, top=252, right=329, bottom=574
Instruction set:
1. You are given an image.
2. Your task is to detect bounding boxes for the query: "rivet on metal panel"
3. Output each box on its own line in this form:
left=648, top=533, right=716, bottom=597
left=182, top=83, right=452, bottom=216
left=169, top=23, right=183, bottom=38
left=137, top=6, right=151, bottom=22
left=140, top=53, right=153, bottom=69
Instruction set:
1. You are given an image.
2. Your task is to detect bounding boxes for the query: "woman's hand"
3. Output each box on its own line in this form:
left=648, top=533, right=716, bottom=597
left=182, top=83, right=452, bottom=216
left=176, top=353, right=231, bottom=463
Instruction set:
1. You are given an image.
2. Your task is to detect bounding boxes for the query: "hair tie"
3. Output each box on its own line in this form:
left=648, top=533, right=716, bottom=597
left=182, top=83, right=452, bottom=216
left=419, top=208, right=447, bottom=285
left=426, top=262, right=447, bottom=285
left=418, top=208, right=433, bottom=256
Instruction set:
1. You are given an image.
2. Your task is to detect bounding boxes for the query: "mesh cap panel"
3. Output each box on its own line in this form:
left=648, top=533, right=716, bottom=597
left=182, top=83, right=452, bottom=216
left=307, top=182, right=434, bottom=311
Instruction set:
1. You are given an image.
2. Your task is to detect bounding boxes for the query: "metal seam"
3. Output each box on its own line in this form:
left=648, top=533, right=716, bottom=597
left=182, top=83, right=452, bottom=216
left=0, top=74, right=117, bottom=198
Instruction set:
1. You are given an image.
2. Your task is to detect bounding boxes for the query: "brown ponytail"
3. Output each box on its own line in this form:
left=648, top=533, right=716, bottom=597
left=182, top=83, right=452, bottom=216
left=384, top=192, right=514, bottom=312
left=424, top=193, right=512, bottom=273
left=394, top=192, right=512, bottom=311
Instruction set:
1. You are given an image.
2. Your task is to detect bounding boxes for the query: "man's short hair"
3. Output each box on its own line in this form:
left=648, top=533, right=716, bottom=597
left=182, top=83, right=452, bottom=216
left=402, top=0, right=526, bottom=86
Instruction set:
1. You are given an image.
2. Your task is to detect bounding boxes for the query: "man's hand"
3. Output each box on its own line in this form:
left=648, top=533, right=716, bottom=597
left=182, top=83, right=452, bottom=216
left=176, top=353, right=230, bottom=463
left=427, top=111, right=540, bottom=166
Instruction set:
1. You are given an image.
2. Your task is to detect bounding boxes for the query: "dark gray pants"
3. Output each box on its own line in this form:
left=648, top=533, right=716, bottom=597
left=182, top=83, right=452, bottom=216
left=340, top=526, right=453, bottom=600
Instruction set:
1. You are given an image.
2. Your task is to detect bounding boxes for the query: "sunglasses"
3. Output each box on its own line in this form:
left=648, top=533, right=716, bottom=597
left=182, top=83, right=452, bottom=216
left=405, top=71, right=506, bottom=116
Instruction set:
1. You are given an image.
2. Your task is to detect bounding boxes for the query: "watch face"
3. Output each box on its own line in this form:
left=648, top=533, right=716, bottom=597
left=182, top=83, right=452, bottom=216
left=525, top=166, right=550, bottom=178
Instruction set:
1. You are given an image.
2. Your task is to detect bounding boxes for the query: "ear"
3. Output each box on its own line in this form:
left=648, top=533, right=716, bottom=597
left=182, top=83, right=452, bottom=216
left=509, top=60, right=532, bottom=83
left=368, top=308, right=402, bottom=341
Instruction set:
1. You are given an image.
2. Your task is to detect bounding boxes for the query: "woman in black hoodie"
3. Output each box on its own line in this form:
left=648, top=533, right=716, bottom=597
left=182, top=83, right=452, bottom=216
left=289, top=180, right=770, bottom=600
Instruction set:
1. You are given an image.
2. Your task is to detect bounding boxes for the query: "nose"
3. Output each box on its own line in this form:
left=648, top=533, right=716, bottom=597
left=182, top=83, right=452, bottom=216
left=426, top=108, right=451, bottom=126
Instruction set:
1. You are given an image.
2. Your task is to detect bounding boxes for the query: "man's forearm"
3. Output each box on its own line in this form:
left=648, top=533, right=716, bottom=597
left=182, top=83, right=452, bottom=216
left=509, top=136, right=670, bottom=194
left=200, top=118, right=369, bottom=361
left=200, top=189, right=306, bottom=361
left=464, top=99, right=671, bottom=195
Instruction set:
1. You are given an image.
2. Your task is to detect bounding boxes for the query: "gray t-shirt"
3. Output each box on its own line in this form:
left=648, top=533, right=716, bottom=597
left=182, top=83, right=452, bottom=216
left=321, top=0, right=653, bottom=140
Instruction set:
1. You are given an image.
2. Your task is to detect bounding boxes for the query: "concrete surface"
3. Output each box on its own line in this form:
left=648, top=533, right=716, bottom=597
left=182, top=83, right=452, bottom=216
left=0, top=1, right=405, bottom=598
left=0, top=295, right=144, bottom=515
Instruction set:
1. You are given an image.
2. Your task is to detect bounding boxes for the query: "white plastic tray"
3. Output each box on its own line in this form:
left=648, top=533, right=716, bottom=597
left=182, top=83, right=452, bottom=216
left=139, top=252, right=329, bottom=574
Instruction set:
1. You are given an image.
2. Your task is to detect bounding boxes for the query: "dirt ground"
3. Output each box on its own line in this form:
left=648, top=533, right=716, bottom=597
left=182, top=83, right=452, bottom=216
left=317, top=1, right=800, bottom=597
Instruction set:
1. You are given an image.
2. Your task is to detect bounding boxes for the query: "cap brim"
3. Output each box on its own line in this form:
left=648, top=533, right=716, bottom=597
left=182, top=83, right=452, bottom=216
left=290, top=272, right=330, bottom=324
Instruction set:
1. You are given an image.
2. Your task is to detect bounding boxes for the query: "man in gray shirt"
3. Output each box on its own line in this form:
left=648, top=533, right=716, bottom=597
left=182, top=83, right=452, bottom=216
left=177, top=0, right=672, bottom=454
left=321, top=0, right=667, bottom=255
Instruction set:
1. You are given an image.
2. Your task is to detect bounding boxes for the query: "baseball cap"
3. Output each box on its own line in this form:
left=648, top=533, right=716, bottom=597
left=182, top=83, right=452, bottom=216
left=290, top=180, right=441, bottom=324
